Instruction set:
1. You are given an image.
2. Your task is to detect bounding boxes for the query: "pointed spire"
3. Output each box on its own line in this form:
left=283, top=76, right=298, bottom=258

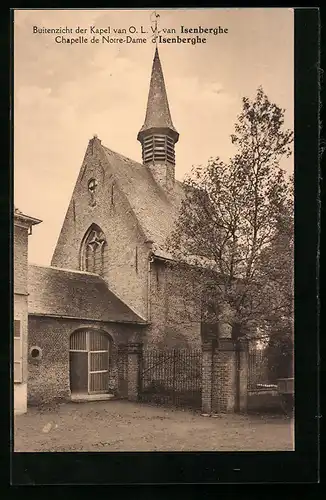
left=137, top=47, right=179, bottom=192
left=137, top=47, right=179, bottom=143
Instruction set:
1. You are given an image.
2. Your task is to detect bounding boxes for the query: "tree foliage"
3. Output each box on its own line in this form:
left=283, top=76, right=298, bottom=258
left=264, top=325, right=294, bottom=382
left=168, top=87, right=294, bottom=341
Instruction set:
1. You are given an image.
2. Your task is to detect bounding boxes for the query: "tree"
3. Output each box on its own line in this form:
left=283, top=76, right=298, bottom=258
left=255, top=192, right=294, bottom=329
left=257, top=193, right=294, bottom=379
left=264, top=326, right=294, bottom=382
left=168, top=87, right=294, bottom=341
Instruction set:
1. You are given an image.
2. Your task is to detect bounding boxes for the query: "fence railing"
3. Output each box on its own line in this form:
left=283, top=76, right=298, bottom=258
left=248, top=346, right=273, bottom=391
left=139, top=348, right=202, bottom=409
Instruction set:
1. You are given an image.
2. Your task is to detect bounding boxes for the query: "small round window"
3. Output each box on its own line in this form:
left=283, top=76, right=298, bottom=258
left=30, top=346, right=42, bottom=360
left=88, top=178, right=98, bottom=193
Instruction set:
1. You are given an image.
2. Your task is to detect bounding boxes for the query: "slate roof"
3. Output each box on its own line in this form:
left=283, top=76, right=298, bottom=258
left=137, top=47, right=178, bottom=141
left=28, top=265, right=147, bottom=324
left=14, top=206, right=42, bottom=226
left=102, top=145, right=184, bottom=259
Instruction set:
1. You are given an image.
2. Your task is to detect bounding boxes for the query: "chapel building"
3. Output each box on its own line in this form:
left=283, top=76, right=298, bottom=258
left=18, top=48, right=218, bottom=407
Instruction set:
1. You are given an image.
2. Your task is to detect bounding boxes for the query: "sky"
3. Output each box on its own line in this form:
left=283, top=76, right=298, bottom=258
left=14, top=8, right=294, bottom=265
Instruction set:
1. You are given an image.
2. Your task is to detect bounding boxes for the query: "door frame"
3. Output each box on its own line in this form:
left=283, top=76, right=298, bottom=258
left=69, top=330, right=110, bottom=395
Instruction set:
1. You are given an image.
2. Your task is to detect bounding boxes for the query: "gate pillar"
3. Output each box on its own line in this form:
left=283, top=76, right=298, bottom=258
left=117, top=344, right=128, bottom=399
left=236, top=339, right=249, bottom=412
left=212, top=338, right=237, bottom=413
left=127, top=342, right=143, bottom=402
left=201, top=340, right=214, bottom=414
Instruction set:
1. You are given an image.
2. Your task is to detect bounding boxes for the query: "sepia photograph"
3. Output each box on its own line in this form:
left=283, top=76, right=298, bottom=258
left=13, top=8, right=295, bottom=454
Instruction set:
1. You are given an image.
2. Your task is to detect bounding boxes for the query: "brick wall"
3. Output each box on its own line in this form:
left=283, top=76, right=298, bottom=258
left=200, top=339, right=249, bottom=414
left=149, top=162, right=175, bottom=192
left=148, top=259, right=202, bottom=347
left=27, top=315, right=141, bottom=406
left=148, top=261, right=236, bottom=348
left=14, top=225, right=28, bottom=295
left=51, top=138, right=149, bottom=320
left=117, top=345, right=128, bottom=398
left=127, top=343, right=142, bottom=401
left=212, top=347, right=236, bottom=413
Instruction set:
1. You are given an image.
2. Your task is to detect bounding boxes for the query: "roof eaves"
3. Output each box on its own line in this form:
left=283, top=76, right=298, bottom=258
left=29, top=263, right=99, bottom=277
left=14, top=212, right=42, bottom=226
left=28, top=312, right=148, bottom=325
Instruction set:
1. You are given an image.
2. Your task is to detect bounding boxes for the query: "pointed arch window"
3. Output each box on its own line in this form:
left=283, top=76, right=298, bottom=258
left=82, top=225, right=108, bottom=276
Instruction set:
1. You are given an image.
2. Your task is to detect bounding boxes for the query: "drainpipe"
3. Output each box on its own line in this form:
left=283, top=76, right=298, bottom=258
left=147, top=251, right=154, bottom=322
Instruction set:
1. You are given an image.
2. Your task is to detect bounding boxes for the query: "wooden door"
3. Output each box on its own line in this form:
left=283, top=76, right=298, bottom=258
left=69, top=351, right=88, bottom=393
left=88, top=331, right=109, bottom=394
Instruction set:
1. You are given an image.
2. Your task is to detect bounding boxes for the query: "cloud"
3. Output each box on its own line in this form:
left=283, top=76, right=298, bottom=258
left=16, top=85, right=52, bottom=106
left=169, top=75, right=233, bottom=107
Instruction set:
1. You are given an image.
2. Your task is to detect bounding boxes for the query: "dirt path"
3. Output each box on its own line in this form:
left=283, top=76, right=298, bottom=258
left=14, top=400, right=294, bottom=452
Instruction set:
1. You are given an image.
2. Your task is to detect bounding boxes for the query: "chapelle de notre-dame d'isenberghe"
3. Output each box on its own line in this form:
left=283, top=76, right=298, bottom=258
left=14, top=47, right=246, bottom=414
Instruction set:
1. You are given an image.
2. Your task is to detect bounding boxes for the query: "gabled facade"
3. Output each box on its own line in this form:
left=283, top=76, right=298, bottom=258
left=51, top=137, right=152, bottom=321
left=24, top=47, right=212, bottom=406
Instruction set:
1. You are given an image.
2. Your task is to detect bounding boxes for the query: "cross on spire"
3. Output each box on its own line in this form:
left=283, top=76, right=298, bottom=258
left=151, top=11, right=160, bottom=46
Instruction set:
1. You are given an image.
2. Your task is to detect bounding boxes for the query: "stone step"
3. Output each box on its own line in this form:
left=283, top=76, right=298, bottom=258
left=71, top=393, right=116, bottom=403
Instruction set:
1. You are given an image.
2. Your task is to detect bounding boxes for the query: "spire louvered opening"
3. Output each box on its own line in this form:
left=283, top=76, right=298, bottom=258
left=142, top=134, right=176, bottom=166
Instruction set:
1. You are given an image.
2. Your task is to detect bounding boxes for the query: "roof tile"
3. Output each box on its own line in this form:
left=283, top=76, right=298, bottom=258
left=138, top=47, right=178, bottom=137
left=28, top=265, right=147, bottom=324
left=102, top=145, right=184, bottom=254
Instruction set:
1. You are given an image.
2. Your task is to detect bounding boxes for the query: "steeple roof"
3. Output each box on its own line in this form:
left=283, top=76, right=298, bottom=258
left=138, top=47, right=179, bottom=142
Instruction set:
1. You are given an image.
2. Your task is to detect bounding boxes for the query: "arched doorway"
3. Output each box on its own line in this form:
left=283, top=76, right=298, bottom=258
left=69, top=330, right=111, bottom=395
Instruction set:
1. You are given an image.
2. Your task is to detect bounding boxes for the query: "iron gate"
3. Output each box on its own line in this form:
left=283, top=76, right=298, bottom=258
left=139, top=349, right=202, bottom=410
left=248, top=342, right=276, bottom=392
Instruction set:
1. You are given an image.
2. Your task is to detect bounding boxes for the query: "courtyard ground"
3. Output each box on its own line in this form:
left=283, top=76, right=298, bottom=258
left=14, top=400, right=294, bottom=452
